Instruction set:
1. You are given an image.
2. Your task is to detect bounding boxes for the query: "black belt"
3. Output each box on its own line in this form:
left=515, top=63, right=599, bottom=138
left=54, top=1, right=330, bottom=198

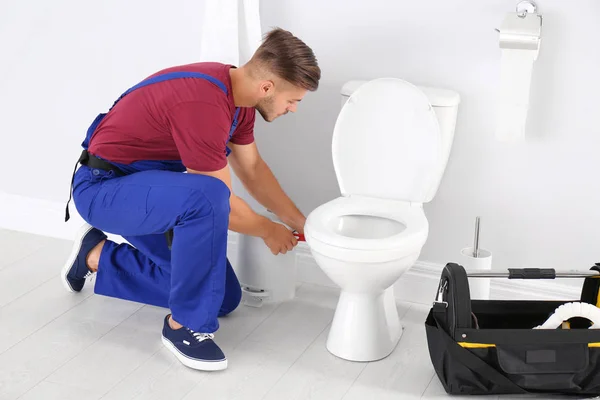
left=79, top=149, right=125, bottom=177
left=65, top=150, right=124, bottom=222
left=65, top=150, right=174, bottom=250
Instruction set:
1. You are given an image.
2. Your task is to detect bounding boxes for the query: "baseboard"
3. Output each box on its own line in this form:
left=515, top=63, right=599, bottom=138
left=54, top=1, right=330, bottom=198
left=0, top=191, right=129, bottom=244
left=0, top=192, right=582, bottom=305
left=227, top=232, right=582, bottom=305
left=0, top=191, right=85, bottom=240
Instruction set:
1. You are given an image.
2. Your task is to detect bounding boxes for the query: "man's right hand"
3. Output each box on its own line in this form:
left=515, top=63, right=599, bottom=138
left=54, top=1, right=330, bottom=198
left=261, top=221, right=298, bottom=255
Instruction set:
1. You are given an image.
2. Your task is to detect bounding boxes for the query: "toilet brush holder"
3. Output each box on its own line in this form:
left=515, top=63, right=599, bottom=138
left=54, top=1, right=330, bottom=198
left=460, top=247, right=492, bottom=299
left=460, top=216, right=492, bottom=299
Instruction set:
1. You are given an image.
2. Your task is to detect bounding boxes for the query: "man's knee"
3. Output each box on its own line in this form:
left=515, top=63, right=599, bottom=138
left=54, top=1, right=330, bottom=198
left=185, top=175, right=231, bottom=220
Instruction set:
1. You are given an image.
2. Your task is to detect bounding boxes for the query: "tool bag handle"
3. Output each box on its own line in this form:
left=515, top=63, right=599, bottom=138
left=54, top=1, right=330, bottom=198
left=433, top=263, right=600, bottom=338
left=434, top=263, right=474, bottom=335
left=467, top=268, right=600, bottom=279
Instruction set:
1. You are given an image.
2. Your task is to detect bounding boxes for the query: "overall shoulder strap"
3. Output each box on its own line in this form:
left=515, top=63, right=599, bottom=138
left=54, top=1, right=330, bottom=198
left=225, top=107, right=242, bottom=157
left=229, top=108, right=241, bottom=139
left=109, top=71, right=229, bottom=110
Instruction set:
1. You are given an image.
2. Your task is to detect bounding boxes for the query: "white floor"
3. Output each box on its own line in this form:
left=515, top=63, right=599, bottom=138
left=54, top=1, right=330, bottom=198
left=0, top=229, right=569, bottom=400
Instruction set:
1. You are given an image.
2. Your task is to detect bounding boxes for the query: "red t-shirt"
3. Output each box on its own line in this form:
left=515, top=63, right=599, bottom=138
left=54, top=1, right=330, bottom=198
left=88, top=62, right=255, bottom=172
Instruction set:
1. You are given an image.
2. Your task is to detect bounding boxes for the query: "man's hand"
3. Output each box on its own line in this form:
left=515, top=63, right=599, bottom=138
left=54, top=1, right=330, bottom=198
left=261, top=222, right=298, bottom=255
left=290, top=215, right=307, bottom=235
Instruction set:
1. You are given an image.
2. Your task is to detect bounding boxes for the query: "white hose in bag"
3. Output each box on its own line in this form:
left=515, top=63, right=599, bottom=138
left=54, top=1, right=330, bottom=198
left=533, top=302, right=600, bottom=330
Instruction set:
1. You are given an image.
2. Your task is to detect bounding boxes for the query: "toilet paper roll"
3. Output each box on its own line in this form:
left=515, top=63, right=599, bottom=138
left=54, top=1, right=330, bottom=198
left=496, top=48, right=536, bottom=142
left=460, top=247, right=492, bottom=300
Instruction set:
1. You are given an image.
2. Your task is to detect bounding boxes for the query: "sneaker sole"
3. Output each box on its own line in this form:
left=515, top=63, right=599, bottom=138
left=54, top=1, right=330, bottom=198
left=161, top=336, right=227, bottom=371
left=61, top=224, right=94, bottom=293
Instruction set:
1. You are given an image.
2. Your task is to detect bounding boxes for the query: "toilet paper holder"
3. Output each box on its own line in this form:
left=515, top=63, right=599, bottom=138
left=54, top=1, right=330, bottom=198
left=496, top=0, right=542, bottom=56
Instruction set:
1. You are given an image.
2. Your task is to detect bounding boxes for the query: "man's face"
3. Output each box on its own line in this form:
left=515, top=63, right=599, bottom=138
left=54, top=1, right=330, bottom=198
left=255, top=81, right=307, bottom=122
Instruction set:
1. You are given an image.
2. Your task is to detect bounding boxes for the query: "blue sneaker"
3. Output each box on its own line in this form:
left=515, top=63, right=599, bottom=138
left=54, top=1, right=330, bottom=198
left=61, top=223, right=107, bottom=293
left=161, top=315, right=227, bottom=371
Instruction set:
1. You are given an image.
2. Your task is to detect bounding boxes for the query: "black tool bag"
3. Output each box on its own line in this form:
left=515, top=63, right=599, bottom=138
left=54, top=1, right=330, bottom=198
left=426, top=262, right=600, bottom=396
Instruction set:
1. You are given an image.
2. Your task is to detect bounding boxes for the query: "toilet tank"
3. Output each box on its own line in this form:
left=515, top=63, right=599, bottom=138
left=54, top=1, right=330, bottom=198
left=340, top=80, right=460, bottom=201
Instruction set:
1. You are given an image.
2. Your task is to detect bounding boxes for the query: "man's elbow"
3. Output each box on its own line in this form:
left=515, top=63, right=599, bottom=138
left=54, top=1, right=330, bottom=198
left=247, top=158, right=268, bottom=183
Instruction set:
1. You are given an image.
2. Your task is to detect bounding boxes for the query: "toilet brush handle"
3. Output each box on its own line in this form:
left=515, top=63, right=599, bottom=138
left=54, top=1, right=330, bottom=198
left=473, top=216, right=480, bottom=257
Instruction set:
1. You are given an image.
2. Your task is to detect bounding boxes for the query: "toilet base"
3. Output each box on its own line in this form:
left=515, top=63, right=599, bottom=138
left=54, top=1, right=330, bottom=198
left=326, top=286, right=403, bottom=362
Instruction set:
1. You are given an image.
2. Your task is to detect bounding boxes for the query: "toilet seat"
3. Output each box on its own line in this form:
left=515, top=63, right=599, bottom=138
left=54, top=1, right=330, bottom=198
left=305, top=195, right=428, bottom=263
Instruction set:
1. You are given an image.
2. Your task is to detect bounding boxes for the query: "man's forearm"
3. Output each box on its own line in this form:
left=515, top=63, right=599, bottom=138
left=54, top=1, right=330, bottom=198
left=242, top=160, right=306, bottom=232
left=228, top=194, right=273, bottom=238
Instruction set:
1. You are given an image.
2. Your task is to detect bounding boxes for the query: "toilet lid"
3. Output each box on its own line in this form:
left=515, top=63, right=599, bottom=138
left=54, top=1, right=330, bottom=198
left=332, top=78, right=442, bottom=203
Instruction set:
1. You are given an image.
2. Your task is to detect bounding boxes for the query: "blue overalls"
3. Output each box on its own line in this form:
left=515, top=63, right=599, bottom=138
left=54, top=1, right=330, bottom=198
left=69, top=72, right=242, bottom=333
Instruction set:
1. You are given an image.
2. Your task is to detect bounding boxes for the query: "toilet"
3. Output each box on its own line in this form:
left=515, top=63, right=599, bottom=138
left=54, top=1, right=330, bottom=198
left=304, top=78, right=460, bottom=362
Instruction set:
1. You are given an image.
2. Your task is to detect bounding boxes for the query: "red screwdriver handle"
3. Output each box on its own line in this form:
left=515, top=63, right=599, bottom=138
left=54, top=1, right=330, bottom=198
left=293, top=230, right=305, bottom=242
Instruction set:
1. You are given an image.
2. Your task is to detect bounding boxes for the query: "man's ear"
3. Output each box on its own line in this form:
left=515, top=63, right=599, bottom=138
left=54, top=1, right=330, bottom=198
left=259, top=80, right=275, bottom=97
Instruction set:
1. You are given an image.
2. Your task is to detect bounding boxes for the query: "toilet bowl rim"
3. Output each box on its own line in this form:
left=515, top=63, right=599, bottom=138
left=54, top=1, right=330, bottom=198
left=305, top=196, right=428, bottom=251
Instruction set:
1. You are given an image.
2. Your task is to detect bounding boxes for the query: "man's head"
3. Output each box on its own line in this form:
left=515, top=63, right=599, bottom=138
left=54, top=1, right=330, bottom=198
left=242, top=28, right=320, bottom=122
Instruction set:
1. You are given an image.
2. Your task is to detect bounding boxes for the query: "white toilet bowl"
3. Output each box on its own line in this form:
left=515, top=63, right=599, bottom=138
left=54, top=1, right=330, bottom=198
left=305, top=195, right=428, bottom=361
left=304, top=78, right=460, bottom=362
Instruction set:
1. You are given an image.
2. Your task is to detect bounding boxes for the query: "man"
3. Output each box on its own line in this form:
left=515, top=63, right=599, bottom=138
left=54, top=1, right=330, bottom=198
left=61, top=27, right=320, bottom=371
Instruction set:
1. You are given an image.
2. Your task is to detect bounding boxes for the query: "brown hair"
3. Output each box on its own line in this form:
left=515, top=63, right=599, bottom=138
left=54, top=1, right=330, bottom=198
left=250, top=27, right=320, bottom=91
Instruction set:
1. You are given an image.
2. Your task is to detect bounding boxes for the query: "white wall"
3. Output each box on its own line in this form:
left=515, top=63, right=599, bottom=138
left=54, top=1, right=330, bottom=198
left=2, top=0, right=600, bottom=278
left=0, top=0, right=208, bottom=202
left=253, top=0, right=600, bottom=276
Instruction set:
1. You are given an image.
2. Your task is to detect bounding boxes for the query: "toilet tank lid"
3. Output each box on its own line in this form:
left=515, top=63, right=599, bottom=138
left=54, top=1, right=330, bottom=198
left=341, top=79, right=460, bottom=107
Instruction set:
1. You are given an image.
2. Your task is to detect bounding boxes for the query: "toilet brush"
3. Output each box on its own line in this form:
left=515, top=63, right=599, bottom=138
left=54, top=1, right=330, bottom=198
left=461, top=216, right=491, bottom=299
left=473, top=216, right=481, bottom=258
